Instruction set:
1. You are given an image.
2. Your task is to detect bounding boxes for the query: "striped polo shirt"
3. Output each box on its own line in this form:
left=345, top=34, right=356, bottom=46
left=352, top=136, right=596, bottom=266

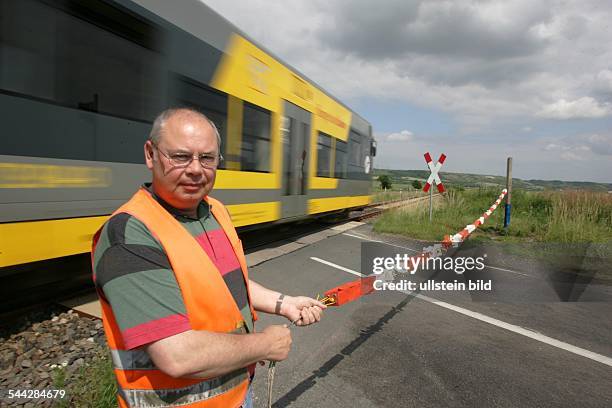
left=93, top=185, right=253, bottom=350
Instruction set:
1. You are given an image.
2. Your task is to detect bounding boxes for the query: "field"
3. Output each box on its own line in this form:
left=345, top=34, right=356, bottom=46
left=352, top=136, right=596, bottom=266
left=373, top=187, right=612, bottom=283
left=371, top=189, right=426, bottom=204
left=373, top=168, right=612, bottom=192
left=373, top=187, right=612, bottom=244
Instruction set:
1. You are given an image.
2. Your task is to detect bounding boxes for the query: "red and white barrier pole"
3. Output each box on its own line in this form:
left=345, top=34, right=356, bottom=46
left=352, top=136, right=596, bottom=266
left=444, top=189, right=508, bottom=245
left=325, top=188, right=509, bottom=306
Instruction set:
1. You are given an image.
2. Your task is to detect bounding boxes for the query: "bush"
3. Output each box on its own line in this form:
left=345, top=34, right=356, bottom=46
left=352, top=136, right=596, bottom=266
left=378, top=175, right=392, bottom=190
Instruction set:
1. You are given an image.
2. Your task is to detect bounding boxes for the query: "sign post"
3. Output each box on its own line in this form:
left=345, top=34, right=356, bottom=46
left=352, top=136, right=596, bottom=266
left=429, top=183, right=433, bottom=222
left=504, top=157, right=513, bottom=229
left=423, top=152, right=446, bottom=222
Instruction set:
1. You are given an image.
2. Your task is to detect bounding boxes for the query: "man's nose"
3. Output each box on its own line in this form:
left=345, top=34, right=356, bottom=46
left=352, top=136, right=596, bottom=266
left=184, top=156, right=203, bottom=175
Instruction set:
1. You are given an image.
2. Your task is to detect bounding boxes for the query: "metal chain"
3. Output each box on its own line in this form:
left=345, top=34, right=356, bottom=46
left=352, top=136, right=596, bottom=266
left=266, top=296, right=335, bottom=408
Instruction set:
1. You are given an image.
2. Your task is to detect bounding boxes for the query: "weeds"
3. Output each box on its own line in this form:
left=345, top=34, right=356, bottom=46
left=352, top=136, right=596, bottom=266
left=372, top=189, right=424, bottom=204
left=374, top=188, right=612, bottom=244
left=53, top=350, right=116, bottom=408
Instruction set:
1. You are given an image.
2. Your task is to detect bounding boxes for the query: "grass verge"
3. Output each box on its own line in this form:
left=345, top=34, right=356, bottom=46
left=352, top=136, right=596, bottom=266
left=373, top=188, right=612, bottom=244
left=373, top=188, right=612, bottom=280
left=53, top=349, right=116, bottom=408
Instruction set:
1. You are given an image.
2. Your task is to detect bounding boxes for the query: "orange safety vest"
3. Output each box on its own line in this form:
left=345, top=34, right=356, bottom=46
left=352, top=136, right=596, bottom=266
left=92, top=188, right=258, bottom=408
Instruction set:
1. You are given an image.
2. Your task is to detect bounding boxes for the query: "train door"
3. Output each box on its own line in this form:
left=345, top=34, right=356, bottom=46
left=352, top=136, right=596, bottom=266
left=280, top=101, right=310, bottom=218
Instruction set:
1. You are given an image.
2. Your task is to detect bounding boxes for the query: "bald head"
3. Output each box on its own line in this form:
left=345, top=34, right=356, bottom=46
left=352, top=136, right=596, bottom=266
left=144, top=107, right=221, bottom=214
left=149, top=108, right=221, bottom=151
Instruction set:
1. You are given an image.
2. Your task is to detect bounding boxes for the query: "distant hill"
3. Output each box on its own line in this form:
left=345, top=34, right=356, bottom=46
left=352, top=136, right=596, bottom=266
left=373, top=169, right=612, bottom=192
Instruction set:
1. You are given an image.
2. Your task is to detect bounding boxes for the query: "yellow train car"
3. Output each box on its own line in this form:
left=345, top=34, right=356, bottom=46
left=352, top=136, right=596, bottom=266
left=0, top=0, right=376, bottom=269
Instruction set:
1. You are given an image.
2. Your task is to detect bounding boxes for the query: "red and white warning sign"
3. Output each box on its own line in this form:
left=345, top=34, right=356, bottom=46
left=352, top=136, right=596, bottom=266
left=423, top=152, right=446, bottom=193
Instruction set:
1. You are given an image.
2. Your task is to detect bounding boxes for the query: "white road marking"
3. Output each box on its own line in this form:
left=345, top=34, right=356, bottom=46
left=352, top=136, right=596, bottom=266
left=415, top=293, right=612, bottom=367
left=342, top=233, right=382, bottom=242
left=311, top=256, right=612, bottom=368
left=484, top=264, right=533, bottom=278
left=341, top=233, right=420, bottom=253
left=310, top=257, right=365, bottom=277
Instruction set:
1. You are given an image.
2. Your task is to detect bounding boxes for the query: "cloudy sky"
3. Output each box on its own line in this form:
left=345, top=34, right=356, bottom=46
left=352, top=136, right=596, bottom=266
left=203, top=0, right=612, bottom=183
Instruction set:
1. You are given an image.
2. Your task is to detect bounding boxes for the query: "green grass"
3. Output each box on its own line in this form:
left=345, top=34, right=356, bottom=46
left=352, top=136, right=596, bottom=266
left=373, top=188, right=501, bottom=241
left=373, top=188, right=612, bottom=281
left=53, top=350, right=117, bottom=408
left=371, top=189, right=425, bottom=204
left=373, top=187, right=612, bottom=244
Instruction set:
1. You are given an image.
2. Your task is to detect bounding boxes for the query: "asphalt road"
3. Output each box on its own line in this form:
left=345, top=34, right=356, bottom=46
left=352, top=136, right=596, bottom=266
left=247, top=223, right=612, bottom=408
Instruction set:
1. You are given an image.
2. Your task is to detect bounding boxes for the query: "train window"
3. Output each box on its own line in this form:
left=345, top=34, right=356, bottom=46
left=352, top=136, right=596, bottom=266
left=169, top=75, right=228, bottom=168
left=0, top=0, right=164, bottom=123
left=316, top=132, right=332, bottom=178
left=348, top=130, right=367, bottom=179
left=281, top=116, right=293, bottom=195
left=334, top=140, right=348, bottom=179
left=349, top=130, right=363, bottom=166
left=0, top=0, right=165, bottom=163
left=241, top=101, right=271, bottom=172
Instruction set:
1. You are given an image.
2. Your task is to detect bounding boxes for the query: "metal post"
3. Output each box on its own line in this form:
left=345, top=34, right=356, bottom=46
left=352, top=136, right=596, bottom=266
left=504, top=157, right=512, bottom=228
left=429, top=186, right=433, bottom=222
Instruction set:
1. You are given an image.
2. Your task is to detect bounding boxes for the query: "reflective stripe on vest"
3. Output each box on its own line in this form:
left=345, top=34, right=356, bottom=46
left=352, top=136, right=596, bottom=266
left=92, top=189, right=256, bottom=407
left=119, top=369, right=249, bottom=408
left=111, top=348, right=156, bottom=371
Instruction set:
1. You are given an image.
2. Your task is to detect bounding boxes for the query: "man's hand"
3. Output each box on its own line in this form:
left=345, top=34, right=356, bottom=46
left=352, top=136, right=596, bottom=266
left=280, top=296, right=326, bottom=326
left=262, top=325, right=292, bottom=361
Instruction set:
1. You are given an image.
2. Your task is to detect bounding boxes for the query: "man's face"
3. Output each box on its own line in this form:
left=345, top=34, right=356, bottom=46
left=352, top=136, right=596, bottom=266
left=144, top=112, right=219, bottom=212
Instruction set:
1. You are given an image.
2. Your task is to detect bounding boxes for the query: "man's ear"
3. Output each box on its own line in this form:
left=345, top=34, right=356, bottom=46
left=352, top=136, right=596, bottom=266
left=144, top=140, right=154, bottom=170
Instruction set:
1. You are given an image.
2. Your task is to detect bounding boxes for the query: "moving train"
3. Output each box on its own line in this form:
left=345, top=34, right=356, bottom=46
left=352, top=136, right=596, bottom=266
left=0, top=0, right=376, bottom=270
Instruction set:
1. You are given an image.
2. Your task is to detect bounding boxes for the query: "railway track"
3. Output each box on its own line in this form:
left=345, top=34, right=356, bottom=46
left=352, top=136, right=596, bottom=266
left=353, top=194, right=434, bottom=221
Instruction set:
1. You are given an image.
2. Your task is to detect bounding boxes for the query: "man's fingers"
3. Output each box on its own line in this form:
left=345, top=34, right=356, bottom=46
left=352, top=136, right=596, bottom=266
left=311, top=306, right=322, bottom=321
left=302, top=307, right=316, bottom=324
left=299, top=308, right=311, bottom=325
left=292, top=306, right=324, bottom=326
left=310, top=298, right=327, bottom=309
left=296, top=296, right=327, bottom=309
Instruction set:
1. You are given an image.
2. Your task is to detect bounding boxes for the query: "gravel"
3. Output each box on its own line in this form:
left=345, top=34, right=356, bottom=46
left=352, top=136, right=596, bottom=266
left=0, top=310, right=107, bottom=407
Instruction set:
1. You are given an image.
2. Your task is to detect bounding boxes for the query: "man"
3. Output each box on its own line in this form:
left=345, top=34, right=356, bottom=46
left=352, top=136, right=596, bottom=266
left=92, top=107, right=325, bottom=408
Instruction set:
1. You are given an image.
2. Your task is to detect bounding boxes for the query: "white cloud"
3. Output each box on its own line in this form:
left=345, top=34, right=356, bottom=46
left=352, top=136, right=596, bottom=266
left=537, top=97, right=612, bottom=119
left=203, top=0, right=612, bottom=128
left=560, top=149, right=589, bottom=161
left=594, top=69, right=612, bottom=96
left=584, top=134, right=612, bottom=155
left=542, top=134, right=612, bottom=161
left=386, top=130, right=414, bottom=142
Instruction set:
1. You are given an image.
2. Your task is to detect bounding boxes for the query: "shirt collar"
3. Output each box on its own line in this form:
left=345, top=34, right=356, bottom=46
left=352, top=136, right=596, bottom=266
left=143, top=183, right=210, bottom=221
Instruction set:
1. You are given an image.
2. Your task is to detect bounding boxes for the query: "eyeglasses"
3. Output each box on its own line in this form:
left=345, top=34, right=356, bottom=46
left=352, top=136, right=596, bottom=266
left=153, top=143, right=223, bottom=169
